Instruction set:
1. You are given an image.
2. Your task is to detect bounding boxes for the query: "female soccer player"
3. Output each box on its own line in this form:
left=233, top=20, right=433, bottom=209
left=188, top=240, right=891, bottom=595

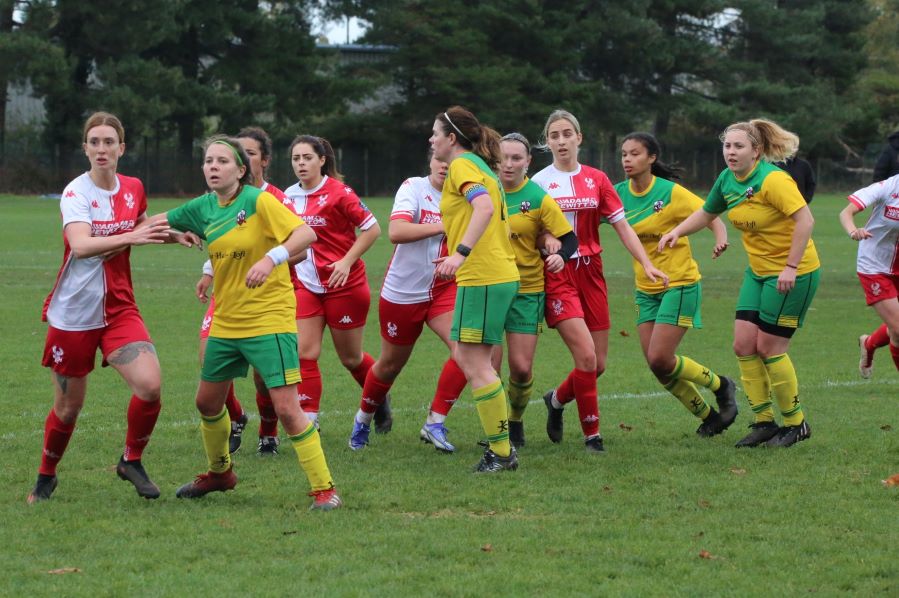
left=29, top=111, right=183, bottom=504
left=346, top=153, right=468, bottom=452
left=659, top=119, right=819, bottom=448
left=616, top=132, right=737, bottom=437
left=160, top=135, right=341, bottom=509
left=431, top=105, right=520, bottom=472
left=840, top=175, right=899, bottom=376
left=283, top=136, right=381, bottom=428
left=532, top=109, right=668, bottom=453
left=195, top=126, right=290, bottom=455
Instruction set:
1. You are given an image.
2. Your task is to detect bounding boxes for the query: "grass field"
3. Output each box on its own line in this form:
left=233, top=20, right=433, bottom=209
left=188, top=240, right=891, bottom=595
left=1, top=191, right=896, bottom=596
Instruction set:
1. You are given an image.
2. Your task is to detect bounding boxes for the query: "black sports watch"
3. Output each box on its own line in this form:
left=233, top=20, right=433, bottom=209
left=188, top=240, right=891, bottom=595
left=456, top=243, right=472, bottom=257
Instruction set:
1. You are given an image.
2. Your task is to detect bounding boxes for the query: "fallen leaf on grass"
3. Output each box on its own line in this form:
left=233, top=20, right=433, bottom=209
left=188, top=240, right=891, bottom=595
left=282, top=531, right=297, bottom=536
left=729, top=467, right=747, bottom=475
left=602, top=485, right=612, bottom=493
left=698, top=499, right=711, bottom=508
left=881, top=425, right=892, bottom=431
left=47, top=568, right=81, bottom=575
left=481, top=544, right=493, bottom=552
left=698, top=550, right=717, bottom=560
left=695, top=531, right=705, bottom=538
left=618, top=330, right=630, bottom=337
left=619, top=423, right=633, bottom=432
left=881, top=473, right=899, bottom=487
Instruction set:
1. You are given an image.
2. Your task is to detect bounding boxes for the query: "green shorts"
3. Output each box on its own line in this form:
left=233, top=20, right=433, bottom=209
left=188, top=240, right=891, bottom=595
left=635, top=282, right=702, bottom=328
left=505, top=292, right=545, bottom=335
left=735, top=267, right=819, bottom=337
left=451, top=281, right=519, bottom=345
left=202, top=333, right=300, bottom=388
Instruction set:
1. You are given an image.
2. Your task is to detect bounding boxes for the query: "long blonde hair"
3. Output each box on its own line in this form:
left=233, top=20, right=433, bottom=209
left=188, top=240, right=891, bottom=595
left=721, top=118, right=799, bottom=162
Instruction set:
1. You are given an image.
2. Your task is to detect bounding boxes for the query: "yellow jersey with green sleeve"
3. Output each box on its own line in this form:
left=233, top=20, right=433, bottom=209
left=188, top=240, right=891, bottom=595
left=703, top=161, right=819, bottom=276
left=167, top=185, right=304, bottom=338
left=440, top=152, right=519, bottom=287
left=615, top=176, right=704, bottom=293
left=506, top=177, right=573, bottom=293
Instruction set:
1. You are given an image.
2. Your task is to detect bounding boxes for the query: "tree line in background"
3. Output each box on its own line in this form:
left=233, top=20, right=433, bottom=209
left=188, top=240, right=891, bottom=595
left=1, top=0, right=897, bottom=194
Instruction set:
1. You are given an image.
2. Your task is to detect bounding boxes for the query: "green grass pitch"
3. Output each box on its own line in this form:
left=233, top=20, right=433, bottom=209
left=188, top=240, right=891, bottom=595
left=1, top=192, right=896, bottom=595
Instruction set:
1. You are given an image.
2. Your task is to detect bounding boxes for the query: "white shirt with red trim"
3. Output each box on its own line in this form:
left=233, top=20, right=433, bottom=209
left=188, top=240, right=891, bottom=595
left=284, top=175, right=377, bottom=293
left=531, top=163, right=624, bottom=258
left=43, top=173, right=147, bottom=330
left=381, top=176, right=450, bottom=304
left=848, top=174, right=899, bottom=275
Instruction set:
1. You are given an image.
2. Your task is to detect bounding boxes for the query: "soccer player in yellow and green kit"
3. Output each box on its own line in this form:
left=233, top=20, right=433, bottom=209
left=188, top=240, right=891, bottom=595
left=659, top=119, right=819, bottom=448
left=430, top=106, right=520, bottom=472
left=616, top=132, right=737, bottom=437
left=149, top=135, right=342, bottom=509
left=497, top=133, right=577, bottom=447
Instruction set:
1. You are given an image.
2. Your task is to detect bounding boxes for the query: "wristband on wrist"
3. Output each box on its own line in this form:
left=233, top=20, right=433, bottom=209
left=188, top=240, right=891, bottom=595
left=202, top=260, right=213, bottom=277
left=785, top=263, right=798, bottom=270
left=456, top=243, right=472, bottom=257
left=266, top=245, right=290, bottom=266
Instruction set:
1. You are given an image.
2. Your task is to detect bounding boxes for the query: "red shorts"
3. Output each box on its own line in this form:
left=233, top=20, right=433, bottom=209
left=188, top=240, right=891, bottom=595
left=379, top=282, right=456, bottom=345
left=544, top=255, right=610, bottom=331
left=199, top=297, right=216, bottom=339
left=858, top=272, right=899, bottom=305
left=42, top=311, right=152, bottom=377
left=295, top=280, right=370, bottom=329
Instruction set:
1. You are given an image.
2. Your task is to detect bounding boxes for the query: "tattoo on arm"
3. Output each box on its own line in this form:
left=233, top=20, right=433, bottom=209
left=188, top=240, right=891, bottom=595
left=107, top=342, right=157, bottom=366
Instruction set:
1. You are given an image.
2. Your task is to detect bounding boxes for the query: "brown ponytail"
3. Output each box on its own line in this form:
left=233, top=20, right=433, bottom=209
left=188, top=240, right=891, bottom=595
left=435, top=106, right=502, bottom=171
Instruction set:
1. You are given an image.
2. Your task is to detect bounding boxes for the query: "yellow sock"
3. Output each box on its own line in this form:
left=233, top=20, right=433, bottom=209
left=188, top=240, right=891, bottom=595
left=670, top=355, right=721, bottom=391
left=737, top=354, right=774, bottom=423
left=764, top=353, right=804, bottom=426
left=289, top=423, right=334, bottom=492
left=200, top=408, right=231, bottom=473
left=474, top=379, right=511, bottom=457
left=663, top=378, right=711, bottom=420
left=507, top=376, right=533, bottom=421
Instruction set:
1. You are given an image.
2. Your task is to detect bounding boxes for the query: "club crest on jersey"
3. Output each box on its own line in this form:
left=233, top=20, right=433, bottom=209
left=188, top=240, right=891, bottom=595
left=91, top=200, right=100, bottom=208
left=51, top=345, right=64, bottom=364
left=653, top=200, right=664, bottom=212
left=743, top=186, right=755, bottom=200
left=387, top=322, right=398, bottom=337
left=520, top=201, right=531, bottom=213
left=236, top=209, right=247, bottom=226
left=318, top=194, right=329, bottom=207
left=124, top=192, right=135, bottom=209
left=585, top=177, right=595, bottom=190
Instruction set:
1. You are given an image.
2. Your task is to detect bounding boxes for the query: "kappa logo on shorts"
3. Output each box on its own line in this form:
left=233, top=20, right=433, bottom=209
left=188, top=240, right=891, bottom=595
left=387, top=322, right=398, bottom=337
left=51, top=345, right=64, bottom=365
left=653, top=200, right=664, bottom=212
left=871, top=282, right=882, bottom=296
left=339, top=315, right=353, bottom=325
left=236, top=209, right=247, bottom=226
left=551, top=299, right=563, bottom=316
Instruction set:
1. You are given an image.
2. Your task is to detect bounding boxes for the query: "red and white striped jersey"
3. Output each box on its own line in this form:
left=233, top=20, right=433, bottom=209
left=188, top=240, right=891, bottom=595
left=284, top=175, right=377, bottom=293
left=43, top=173, right=147, bottom=330
left=381, top=176, right=450, bottom=304
left=531, top=163, right=624, bottom=258
left=848, top=175, right=899, bottom=275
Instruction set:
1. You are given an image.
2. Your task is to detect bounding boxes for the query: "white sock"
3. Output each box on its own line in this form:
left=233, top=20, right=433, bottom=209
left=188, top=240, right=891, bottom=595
left=356, top=409, right=374, bottom=425
left=426, top=411, right=447, bottom=425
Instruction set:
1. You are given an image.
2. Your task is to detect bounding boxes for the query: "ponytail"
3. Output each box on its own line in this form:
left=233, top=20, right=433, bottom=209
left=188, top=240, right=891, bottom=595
left=436, top=106, right=502, bottom=170
left=722, top=119, right=799, bottom=163
left=621, top=132, right=683, bottom=181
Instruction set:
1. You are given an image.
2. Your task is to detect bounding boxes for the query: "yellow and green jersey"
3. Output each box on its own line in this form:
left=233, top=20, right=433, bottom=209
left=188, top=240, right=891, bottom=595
left=168, top=185, right=304, bottom=338
left=441, top=153, right=518, bottom=287
left=704, top=161, right=819, bottom=276
left=506, top=178, right=572, bottom=293
left=616, top=176, right=703, bottom=293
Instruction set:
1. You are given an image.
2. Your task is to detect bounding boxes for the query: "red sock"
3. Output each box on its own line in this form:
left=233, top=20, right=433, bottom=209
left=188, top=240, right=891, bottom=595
left=360, top=370, right=393, bottom=414
left=890, top=343, right=899, bottom=371
left=224, top=383, right=243, bottom=421
left=572, top=368, right=600, bottom=437
left=39, top=409, right=76, bottom=476
left=256, top=390, right=278, bottom=437
left=350, top=352, right=375, bottom=388
left=124, top=396, right=161, bottom=461
left=868, top=324, right=890, bottom=350
left=556, top=369, right=577, bottom=405
left=429, top=358, right=467, bottom=416
left=298, top=359, right=322, bottom=414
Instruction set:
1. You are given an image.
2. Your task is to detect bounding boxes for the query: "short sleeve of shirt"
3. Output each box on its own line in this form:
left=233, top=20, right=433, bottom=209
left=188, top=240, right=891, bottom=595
left=60, top=185, right=92, bottom=227
left=390, top=179, right=418, bottom=222
left=540, top=195, right=573, bottom=237
left=449, top=158, right=487, bottom=194
left=167, top=196, right=210, bottom=239
left=703, top=174, right=728, bottom=214
left=849, top=175, right=899, bottom=210
left=597, top=173, right=625, bottom=223
left=764, top=171, right=806, bottom=218
left=257, top=191, right=304, bottom=243
left=672, top=184, right=705, bottom=219
left=136, top=180, right=148, bottom=216
left=339, top=185, right=378, bottom=231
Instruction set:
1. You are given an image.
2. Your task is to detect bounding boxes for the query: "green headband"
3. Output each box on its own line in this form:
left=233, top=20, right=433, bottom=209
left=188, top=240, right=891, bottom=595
left=212, top=140, right=244, bottom=168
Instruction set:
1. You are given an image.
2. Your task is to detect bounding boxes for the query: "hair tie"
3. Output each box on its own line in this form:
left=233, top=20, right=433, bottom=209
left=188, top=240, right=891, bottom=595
left=444, top=112, right=472, bottom=143
left=212, top=140, right=244, bottom=168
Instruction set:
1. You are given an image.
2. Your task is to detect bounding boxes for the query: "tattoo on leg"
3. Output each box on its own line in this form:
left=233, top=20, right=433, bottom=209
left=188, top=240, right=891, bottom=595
left=108, top=342, right=157, bottom=366
left=55, top=373, right=69, bottom=395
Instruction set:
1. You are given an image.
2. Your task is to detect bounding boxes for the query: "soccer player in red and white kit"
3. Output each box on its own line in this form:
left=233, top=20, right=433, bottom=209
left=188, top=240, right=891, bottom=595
left=840, top=174, right=899, bottom=375
left=346, top=152, right=469, bottom=451
left=532, top=110, right=668, bottom=452
left=284, top=136, right=381, bottom=427
left=195, top=126, right=293, bottom=455
left=29, top=112, right=195, bottom=504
